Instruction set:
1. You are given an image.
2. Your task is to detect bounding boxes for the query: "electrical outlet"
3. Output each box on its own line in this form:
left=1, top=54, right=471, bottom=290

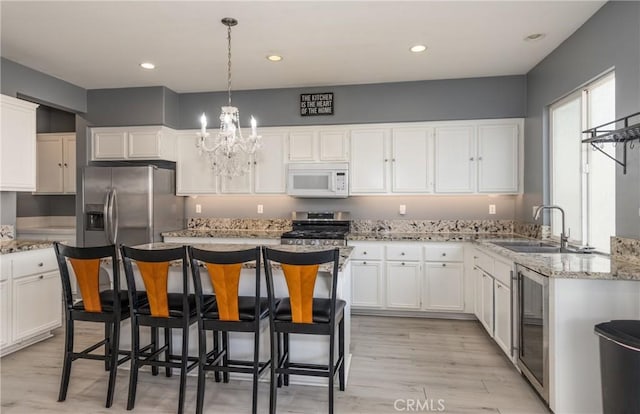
left=257, top=204, right=264, bottom=214
left=399, top=204, right=406, bottom=215
left=195, top=204, right=202, bottom=214
left=489, top=204, right=496, bottom=215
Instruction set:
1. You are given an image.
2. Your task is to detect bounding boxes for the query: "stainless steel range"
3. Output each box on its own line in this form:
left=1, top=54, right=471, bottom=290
left=281, top=211, right=350, bottom=246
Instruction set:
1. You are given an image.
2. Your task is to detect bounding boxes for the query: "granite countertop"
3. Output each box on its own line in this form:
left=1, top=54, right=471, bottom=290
left=162, top=229, right=284, bottom=239
left=135, top=242, right=353, bottom=271
left=347, top=232, right=519, bottom=242
left=477, top=240, right=640, bottom=281
left=0, top=239, right=54, bottom=254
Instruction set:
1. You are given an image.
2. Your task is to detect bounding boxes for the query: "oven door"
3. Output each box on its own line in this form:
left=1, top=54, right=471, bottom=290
left=516, top=265, right=549, bottom=403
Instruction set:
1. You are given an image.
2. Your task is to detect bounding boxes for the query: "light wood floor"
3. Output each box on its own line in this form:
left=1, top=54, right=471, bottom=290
left=1, top=316, right=550, bottom=413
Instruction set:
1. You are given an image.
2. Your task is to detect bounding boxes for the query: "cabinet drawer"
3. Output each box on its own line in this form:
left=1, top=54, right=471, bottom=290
left=350, top=244, right=384, bottom=260
left=11, top=249, right=57, bottom=278
left=474, top=249, right=494, bottom=274
left=493, top=258, right=513, bottom=286
left=424, top=244, right=464, bottom=262
left=386, top=244, right=421, bottom=261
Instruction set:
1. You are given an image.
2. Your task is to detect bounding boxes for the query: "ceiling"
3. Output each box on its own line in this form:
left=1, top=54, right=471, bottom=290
left=1, top=1, right=605, bottom=93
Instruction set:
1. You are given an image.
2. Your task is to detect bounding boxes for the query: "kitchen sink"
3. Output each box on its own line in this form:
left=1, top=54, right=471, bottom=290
left=491, top=241, right=561, bottom=253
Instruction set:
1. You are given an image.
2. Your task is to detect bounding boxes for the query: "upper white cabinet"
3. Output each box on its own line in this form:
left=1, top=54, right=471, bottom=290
left=35, top=133, right=76, bottom=194
left=350, top=128, right=388, bottom=193
left=0, top=95, right=39, bottom=191
left=434, top=120, right=521, bottom=194
left=175, top=131, right=218, bottom=195
left=288, top=128, right=348, bottom=162
left=91, top=126, right=176, bottom=161
left=254, top=130, right=287, bottom=193
left=391, top=128, right=432, bottom=193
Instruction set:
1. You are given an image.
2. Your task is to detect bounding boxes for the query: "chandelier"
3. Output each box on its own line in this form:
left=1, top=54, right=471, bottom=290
left=196, top=17, right=261, bottom=177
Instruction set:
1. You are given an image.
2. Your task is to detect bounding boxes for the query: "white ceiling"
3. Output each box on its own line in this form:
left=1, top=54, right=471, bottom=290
left=1, top=1, right=605, bottom=93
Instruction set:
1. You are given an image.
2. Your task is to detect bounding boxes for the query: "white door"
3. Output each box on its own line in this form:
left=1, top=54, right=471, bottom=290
left=93, top=130, right=127, bottom=160
left=36, top=136, right=63, bottom=193
left=351, top=260, right=384, bottom=308
left=0, top=280, right=10, bottom=349
left=254, top=131, right=287, bottom=193
left=391, top=128, right=432, bottom=192
left=175, top=132, right=218, bottom=194
left=128, top=129, right=161, bottom=158
left=493, top=279, right=512, bottom=356
left=220, top=153, right=253, bottom=194
left=477, top=124, right=518, bottom=193
left=480, top=272, right=494, bottom=335
left=385, top=261, right=421, bottom=309
left=434, top=126, right=475, bottom=193
left=319, top=130, right=348, bottom=161
left=62, top=135, right=76, bottom=193
left=350, top=129, right=388, bottom=193
left=288, top=131, right=315, bottom=161
left=0, top=95, right=38, bottom=191
left=423, top=262, right=464, bottom=311
left=474, top=267, right=483, bottom=320
left=12, top=271, right=62, bottom=342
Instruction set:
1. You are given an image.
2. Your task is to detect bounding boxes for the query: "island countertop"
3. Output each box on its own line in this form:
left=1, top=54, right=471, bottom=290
left=162, top=229, right=283, bottom=239
left=0, top=239, right=53, bottom=254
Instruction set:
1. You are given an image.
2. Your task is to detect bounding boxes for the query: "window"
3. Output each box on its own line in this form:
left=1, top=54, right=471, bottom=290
left=549, top=72, right=615, bottom=253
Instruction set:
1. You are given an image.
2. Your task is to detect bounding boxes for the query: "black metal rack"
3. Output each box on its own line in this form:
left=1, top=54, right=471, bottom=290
left=582, top=112, right=640, bottom=174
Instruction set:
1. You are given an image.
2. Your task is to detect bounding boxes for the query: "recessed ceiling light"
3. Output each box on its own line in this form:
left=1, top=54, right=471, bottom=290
left=140, top=62, right=155, bottom=70
left=524, top=33, right=545, bottom=42
left=410, top=44, right=427, bottom=53
left=267, top=55, right=283, bottom=62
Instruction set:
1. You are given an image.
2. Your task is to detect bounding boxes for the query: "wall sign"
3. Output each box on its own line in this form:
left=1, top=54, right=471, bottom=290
left=300, top=93, right=334, bottom=116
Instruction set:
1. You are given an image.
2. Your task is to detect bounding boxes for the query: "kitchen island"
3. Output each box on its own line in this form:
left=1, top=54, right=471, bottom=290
left=113, top=242, right=353, bottom=387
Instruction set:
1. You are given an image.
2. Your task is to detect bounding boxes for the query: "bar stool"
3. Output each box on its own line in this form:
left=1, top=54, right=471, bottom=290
left=120, top=245, right=200, bottom=414
left=262, top=247, right=345, bottom=414
left=53, top=242, right=133, bottom=408
left=188, top=245, right=270, bottom=414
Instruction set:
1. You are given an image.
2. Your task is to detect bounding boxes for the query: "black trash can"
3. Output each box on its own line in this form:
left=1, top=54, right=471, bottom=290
left=594, top=320, right=640, bottom=414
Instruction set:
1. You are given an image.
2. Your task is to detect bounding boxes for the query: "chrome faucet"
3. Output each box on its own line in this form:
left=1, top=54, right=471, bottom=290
left=534, top=205, right=570, bottom=252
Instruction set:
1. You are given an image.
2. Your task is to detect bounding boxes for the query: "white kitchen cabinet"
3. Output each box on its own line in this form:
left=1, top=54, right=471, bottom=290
left=423, top=262, right=464, bottom=311
left=220, top=153, right=253, bottom=194
left=434, top=125, right=476, bottom=193
left=288, top=128, right=348, bottom=162
left=391, top=128, right=432, bottom=193
left=473, top=266, right=483, bottom=320
left=385, top=261, right=421, bottom=310
left=253, top=130, right=287, bottom=193
left=351, top=260, right=384, bottom=308
left=175, top=131, right=218, bottom=195
left=35, top=133, right=76, bottom=194
left=349, top=128, right=388, bottom=193
left=1, top=248, right=62, bottom=357
left=0, top=94, right=39, bottom=191
left=493, top=278, right=511, bottom=355
left=92, top=126, right=176, bottom=161
left=480, top=270, right=494, bottom=335
left=434, top=121, right=521, bottom=194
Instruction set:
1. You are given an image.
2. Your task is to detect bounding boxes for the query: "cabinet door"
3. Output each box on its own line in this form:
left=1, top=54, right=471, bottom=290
left=319, top=130, right=348, bottom=161
left=423, top=262, right=464, bottom=311
left=128, top=129, right=161, bottom=159
left=220, top=154, right=253, bottom=194
left=385, top=261, right=421, bottom=309
left=93, top=131, right=127, bottom=159
left=494, top=279, right=512, bottom=356
left=36, top=136, right=63, bottom=193
left=1, top=95, right=38, bottom=191
left=391, top=128, right=432, bottom=192
left=474, top=267, right=483, bottom=320
left=434, top=126, right=475, bottom=193
left=0, top=280, right=10, bottom=349
left=480, top=272, right=494, bottom=335
left=350, top=129, right=388, bottom=193
left=12, top=271, right=62, bottom=342
left=254, top=131, right=287, bottom=193
left=351, top=260, right=384, bottom=308
left=477, top=123, right=519, bottom=193
left=62, top=135, right=76, bottom=193
left=175, top=132, right=218, bottom=194
left=289, top=131, right=315, bottom=161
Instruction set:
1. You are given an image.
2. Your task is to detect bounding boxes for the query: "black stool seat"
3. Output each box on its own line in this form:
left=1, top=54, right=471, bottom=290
left=137, top=293, right=201, bottom=317
left=72, top=290, right=146, bottom=313
left=204, top=296, right=269, bottom=321
left=274, top=298, right=345, bottom=323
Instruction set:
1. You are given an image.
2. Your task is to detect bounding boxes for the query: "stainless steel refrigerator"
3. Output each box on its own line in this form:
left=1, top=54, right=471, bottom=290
left=81, top=165, right=184, bottom=247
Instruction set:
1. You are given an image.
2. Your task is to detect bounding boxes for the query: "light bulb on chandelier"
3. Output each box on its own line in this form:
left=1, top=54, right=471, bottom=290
left=196, top=17, right=261, bottom=177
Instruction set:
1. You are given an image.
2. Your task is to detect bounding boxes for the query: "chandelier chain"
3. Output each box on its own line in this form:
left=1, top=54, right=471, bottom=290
left=227, top=23, right=232, bottom=106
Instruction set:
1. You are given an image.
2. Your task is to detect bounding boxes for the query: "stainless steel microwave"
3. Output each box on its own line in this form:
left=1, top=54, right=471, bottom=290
left=286, top=163, right=349, bottom=198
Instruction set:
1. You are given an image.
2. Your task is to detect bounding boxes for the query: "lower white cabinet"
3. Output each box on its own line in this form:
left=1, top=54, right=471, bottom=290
left=385, top=261, right=421, bottom=309
left=0, top=248, right=62, bottom=357
left=493, top=278, right=511, bottom=355
left=351, top=260, right=384, bottom=308
left=423, top=262, right=464, bottom=311
left=480, top=271, right=494, bottom=334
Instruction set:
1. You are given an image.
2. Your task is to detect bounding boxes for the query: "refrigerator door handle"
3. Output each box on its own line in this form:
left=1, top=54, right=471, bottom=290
left=111, top=188, right=119, bottom=244
left=103, top=190, right=113, bottom=244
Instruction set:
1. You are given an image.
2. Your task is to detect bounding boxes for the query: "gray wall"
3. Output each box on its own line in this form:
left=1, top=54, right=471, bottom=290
left=36, top=105, right=76, bottom=133
left=0, top=58, right=86, bottom=113
left=87, top=87, right=172, bottom=127
left=179, top=75, right=526, bottom=128
left=521, top=1, right=640, bottom=239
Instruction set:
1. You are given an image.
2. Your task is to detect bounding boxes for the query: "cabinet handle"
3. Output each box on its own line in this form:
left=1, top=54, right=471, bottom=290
left=478, top=156, right=483, bottom=161
left=363, top=251, right=367, bottom=255
left=384, top=159, right=388, bottom=162
left=363, top=261, right=367, bottom=265
left=64, top=163, right=68, bottom=167
left=473, top=256, right=478, bottom=259
left=58, top=163, right=62, bottom=167
left=38, top=262, right=43, bottom=267
left=254, top=161, right=257, bottom=165
left=401, top=252, right=405, bottom=256
left=401, top=262, right=405, bottom=266
left=392, top=158, right=396, bottom=162
left=442, top=252, right=447, bottom=256
left=469, top=157, right=474, bottom=161
left=39, top=275, right=44, bottom=279
left=442, top=263, right=446, bottom=267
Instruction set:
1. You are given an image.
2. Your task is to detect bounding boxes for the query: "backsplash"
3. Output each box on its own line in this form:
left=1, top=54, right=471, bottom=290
left=0, top=225, right=15, bottom=241
left=513, top=222, right=544, bottom=239
left=611, top=236, right=640, bottom=265
left=187, top=218, right=292, bottom=231
left=350, top=219, right=514, bottom=234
